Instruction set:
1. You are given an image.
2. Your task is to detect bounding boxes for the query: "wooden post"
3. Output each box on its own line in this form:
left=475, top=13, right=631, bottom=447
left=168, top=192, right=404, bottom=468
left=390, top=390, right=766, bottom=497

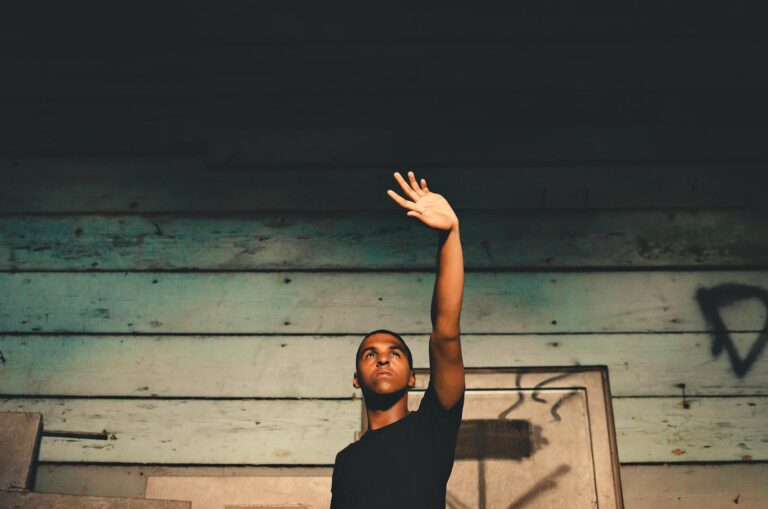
left=0, top=412, right=42, bottom=491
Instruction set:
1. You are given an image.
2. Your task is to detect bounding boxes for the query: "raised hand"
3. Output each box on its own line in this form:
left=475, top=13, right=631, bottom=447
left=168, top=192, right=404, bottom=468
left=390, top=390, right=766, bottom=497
left=386, top=171, right=459, bottom=232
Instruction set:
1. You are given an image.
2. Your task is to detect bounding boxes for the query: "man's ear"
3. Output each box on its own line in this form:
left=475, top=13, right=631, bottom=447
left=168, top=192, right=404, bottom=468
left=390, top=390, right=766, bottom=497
left=353, top=371, right=360, bottom=389
left=408, top=369, right=416, bottom=389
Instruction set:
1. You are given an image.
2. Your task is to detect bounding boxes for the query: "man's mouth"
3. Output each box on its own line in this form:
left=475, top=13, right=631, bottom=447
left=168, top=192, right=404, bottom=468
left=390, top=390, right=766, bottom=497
left=375, top=370, right=393, bottom=378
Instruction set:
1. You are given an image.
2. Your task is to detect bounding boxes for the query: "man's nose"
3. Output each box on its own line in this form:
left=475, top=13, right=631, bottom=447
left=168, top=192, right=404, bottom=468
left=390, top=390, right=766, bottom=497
left=376, top=358, right=390, bottom=366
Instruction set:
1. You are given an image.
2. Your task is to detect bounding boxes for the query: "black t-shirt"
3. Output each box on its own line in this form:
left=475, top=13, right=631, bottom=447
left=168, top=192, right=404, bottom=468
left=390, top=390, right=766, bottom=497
left=330, top=380, right=465, bottom=508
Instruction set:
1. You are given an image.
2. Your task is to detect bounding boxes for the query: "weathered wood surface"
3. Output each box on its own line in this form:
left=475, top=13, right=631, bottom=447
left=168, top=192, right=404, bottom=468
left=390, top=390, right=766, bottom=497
left=4, top=91, right=766, bottom=131
left=613, top=396, right=766, bottom=462
left=2, top=156, right=766, bottom=212
left=4, top=124, right=768, bottom=167
left=0, top=490, right=190, bottom=509
left=0, top=399, right=360, bottom=465
left=30, top=463, right=768, bottom=505
left=0, top=413, right=42, bottom=490
left=144, top=476, right=332, bottom=509
left=1, top=271, right=765, bottom=334
left=2, top=209, right=766, bottom=271
left=621, top=464, right=768, bottom=508
left=0, top=396, right=763, bottom=464
left=4, top=40, right=767, bottom=98
left=204, top=126, right=768, bottom=168
left=6, top=4, right=763, bottom=65
left=34, top=465, right=334, bottom=498
left=1, top=334, right=765, bottom=398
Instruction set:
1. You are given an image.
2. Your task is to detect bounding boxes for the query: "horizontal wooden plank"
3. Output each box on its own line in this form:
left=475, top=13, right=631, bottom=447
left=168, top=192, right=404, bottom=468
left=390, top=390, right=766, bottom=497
left=3, top=40, right=767, bottom=99
left=31, top=464, right=768, bottom=505
left=620, top=463, right=768, bottom=508
left=0, top=399, right=360, bottom=464
left=0, top=491, right=190, bottom=509
left=0, top=335, right=357, bottom=399
left=613, top=396, right=767, bottom=462
left=5, top=3, right=764, bottom=54
left=143, top=477, right=333, bottom=509
left=34, top=464, right=334, bottom=498
left=0, top=396, right=763, bottom=463
left=30, top=463, right=768, bottom=502
left=2, top=209, right=766, bottom=271
left=1, top=334, right=765, bottom=398
left=3, top=156, right=767, bottom=212
left=31, top=463, right=768, bottom=507
left=5, top=90, right=766, bottom=131
left=4, top=123, right=768, bottom=167
left=1, top=271, right=766, bottom=334
left=206, top=126, right=768, bottom=168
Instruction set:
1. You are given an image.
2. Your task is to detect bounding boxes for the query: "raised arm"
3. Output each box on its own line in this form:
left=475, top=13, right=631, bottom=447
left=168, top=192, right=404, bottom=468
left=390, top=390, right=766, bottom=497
left=387, top=171, right=465, bottom=409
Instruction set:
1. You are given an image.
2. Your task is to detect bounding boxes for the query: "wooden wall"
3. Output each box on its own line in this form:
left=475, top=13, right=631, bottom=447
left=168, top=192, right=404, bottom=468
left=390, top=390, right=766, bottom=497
left=1, top=3, right=766, bottom=506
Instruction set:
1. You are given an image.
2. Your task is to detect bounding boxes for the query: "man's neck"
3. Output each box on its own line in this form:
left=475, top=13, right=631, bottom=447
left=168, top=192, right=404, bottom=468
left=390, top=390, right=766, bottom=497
left=365, top=390, right=410, bottom=431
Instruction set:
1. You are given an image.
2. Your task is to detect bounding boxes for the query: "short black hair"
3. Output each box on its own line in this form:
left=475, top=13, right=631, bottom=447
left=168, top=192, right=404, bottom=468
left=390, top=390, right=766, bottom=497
left=356, top=328, right=414, bottom=372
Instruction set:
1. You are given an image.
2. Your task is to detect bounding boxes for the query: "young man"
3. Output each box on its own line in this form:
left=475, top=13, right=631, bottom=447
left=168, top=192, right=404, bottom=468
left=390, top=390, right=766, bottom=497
left=330, top=170, right=466, bottom=508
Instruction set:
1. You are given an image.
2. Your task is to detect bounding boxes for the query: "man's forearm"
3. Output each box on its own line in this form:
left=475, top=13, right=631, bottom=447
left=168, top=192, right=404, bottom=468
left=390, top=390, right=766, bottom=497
left=430, top=223, right=464, bottom=338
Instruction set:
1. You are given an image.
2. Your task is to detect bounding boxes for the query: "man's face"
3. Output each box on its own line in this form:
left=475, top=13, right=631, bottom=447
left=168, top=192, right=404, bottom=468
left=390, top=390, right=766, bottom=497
left=353, top=332, right=415, bottom=394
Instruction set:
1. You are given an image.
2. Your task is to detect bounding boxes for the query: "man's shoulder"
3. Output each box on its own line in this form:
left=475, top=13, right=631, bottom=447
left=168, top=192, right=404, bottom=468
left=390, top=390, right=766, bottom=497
left=418, top=379, right=465, bottom=414
left=334, top=439, right=362, bottom=465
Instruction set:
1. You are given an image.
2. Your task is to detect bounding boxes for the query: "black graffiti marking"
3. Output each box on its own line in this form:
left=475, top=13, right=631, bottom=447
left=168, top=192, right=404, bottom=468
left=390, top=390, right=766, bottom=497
left=0, top=350, right=5, bottom=364
left=531, top=372, right=574, bottom=403
left=499, top=372, right=525, bottom=418
left=531, top=372, right=581, bottom=421
left=696, top=284, right=768, bottom=378
left=499, top=371, right=579, bottom=422
left=550, top=391, right=580, bottom=422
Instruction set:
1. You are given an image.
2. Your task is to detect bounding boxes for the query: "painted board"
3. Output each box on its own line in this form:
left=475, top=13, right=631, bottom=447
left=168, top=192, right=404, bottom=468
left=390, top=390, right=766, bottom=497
left=359, top=367, right=623, bottom=508
left=1, top=156, right=766, bottom=213
left=0, top=490, right=190, bottom=509
left=145, top=477, right=330, bottom=509
left=1, top=332, right=764, bottom=398
left=0, top=91, right=764, bottom=140
left=5, top=39, right=766, bottom=98
left=0, top=399, right=360, bottom=464
left=0, top=6, right=762, bottom=54
left=2, top=209, right=766, bottom=271
left=620, top=463, right=767, bottom=508
left=1, top=394, right=764, bottom=464
left=0, top=396, right=768, bottom=465
left=2, top=271, right=766, bottom=334
left=31, top=464, right=768, bottom=506
left=3, top=101, right=768, bottom=161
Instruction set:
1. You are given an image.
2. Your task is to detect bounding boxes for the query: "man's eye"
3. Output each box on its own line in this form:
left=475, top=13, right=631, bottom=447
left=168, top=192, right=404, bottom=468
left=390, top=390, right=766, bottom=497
left=366, top=352, right=376, bottom=357
left=391, top=352, right=400, bottom=357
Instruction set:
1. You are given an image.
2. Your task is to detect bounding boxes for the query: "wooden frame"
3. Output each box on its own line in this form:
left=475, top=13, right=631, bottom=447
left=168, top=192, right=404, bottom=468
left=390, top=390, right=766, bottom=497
left=360, top=366, right=624, bottom=508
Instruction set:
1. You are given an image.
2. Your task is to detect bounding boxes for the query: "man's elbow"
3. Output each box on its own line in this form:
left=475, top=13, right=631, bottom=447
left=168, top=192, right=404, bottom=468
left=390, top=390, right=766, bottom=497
left=431, top=328, right=461, bottom=342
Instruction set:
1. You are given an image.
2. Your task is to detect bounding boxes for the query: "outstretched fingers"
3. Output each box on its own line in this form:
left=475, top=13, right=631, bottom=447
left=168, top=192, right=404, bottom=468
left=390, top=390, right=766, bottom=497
left=388, top=170, right=431, bottom=214
left=386, top=189, right=420, bottom=211
left=393, top=171, right=420, bottom=200
left=406, top=171, right=424, bottom=195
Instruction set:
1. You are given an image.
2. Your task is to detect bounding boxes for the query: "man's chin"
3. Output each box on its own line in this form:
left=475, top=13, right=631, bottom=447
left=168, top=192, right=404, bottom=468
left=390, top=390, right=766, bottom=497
left=367, top=379, right=407, bottom=394
left=361, top=383, right=408, bottom=408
